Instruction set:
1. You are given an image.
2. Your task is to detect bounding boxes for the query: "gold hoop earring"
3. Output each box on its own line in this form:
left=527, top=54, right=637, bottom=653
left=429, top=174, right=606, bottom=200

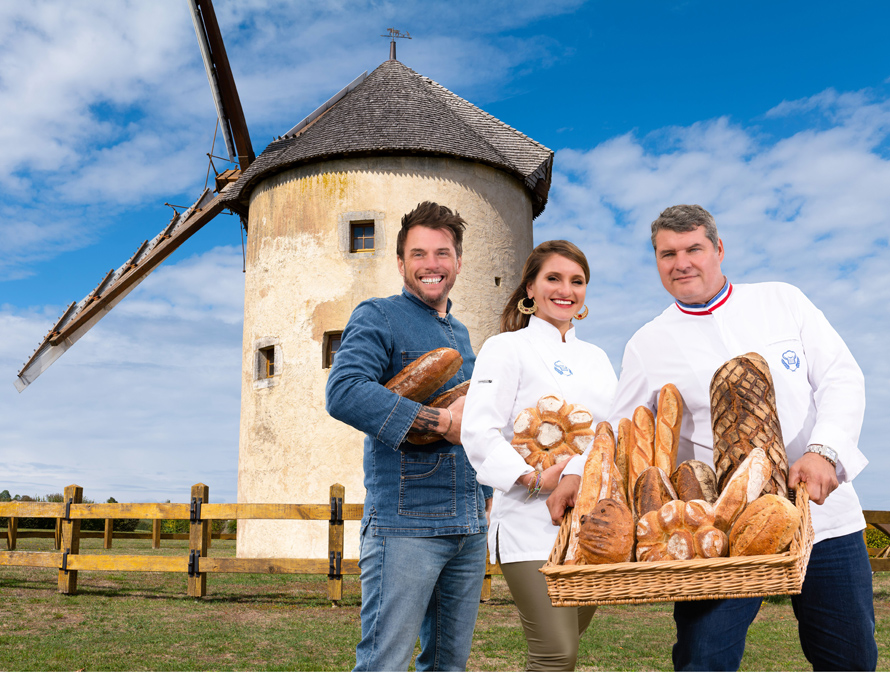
left=574, top=305, right=589, bottom=320
left=517, top=297, right=537, bottom=315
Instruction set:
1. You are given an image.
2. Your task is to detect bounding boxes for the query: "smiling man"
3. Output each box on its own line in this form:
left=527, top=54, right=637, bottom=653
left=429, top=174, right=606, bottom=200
left=548, top=204, right=877, bottom=671
left=325, top=202, right=490, bottom=672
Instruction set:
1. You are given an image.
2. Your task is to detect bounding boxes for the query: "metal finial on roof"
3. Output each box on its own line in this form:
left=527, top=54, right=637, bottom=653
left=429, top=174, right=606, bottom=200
left=381, top=28, right=411, bottom=60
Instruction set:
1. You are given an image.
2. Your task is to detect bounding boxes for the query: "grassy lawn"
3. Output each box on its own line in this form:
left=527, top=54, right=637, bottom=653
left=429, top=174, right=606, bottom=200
left=1, top=535, right=887, bottom=671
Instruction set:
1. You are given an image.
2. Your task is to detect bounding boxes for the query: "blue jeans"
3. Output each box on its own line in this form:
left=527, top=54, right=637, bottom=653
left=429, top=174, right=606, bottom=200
left=672, top=531, right=877, bottom=671
left=354, top=531, right=488, bottom=671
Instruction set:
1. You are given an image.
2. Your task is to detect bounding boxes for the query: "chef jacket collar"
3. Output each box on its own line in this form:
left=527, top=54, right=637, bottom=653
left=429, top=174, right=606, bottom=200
left=528, top=314, right=578, bottom=341
left=675, top=279, right=733, bottom=315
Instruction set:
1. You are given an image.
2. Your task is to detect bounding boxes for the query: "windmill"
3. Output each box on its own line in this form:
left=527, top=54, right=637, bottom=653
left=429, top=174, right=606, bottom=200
left=14, top=0, right=555, bottom=560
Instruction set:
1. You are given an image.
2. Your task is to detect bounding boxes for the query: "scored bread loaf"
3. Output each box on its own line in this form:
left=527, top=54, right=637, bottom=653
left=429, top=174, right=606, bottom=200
left=406, top=381, right=471, bottom=445
left=633, top=466, right=678, bottom=520
left=615, top=418, right=633, bottom=504
left=628, top=406, right=656, bottom=497
left=635, top=499, right=728, bottom=562
left=713, top=447, right=772, bottom=533
left=671, top=460, right=719, bottom=504
left=710, top=352, right=789, bottom=497
left=385, top=347, right=463, bottom=402
left=729, top=493, right=800, bottom=556
left=654, top=384, right=683, bottom=475
left=577, top=498, right=635, bottom=565
left=511, top=394, right=597, bottom=470
left=596, top=421, right=615, bottom=448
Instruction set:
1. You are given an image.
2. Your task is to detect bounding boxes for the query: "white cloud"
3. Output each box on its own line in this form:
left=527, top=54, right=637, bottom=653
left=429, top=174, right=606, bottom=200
left=1, top=247, right=244, bottom=503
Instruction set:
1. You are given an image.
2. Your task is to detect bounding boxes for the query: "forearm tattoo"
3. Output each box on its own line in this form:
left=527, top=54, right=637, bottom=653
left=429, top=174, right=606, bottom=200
left=412, top=406, right=445, bottom=433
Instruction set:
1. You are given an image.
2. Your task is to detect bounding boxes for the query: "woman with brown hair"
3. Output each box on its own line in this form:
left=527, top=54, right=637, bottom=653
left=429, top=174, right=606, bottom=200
left=462, top=240, right=617, bottom=670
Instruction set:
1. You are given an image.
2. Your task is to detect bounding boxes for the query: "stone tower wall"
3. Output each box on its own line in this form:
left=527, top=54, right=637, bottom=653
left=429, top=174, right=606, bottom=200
left=237, top=154, right=534, bottom=559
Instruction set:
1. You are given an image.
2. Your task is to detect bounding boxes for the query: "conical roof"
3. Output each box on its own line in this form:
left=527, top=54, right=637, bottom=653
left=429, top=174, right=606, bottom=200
left=222, top=59, right=553, bottom=217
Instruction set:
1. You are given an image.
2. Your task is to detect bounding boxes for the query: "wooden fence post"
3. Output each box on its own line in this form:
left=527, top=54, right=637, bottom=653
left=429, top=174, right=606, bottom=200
left=188, top=483, right=210, bottom=598
left=54, top=518, right=61, bottom=550
left=328, top=483, right=345, bottom=605
left=104, top=519, right=114, bottom=549
left=6, top=517, right=17, bottom=551
left=58, top=484, right=83, bottom=594
left=152, top=519, right=161, bottom=549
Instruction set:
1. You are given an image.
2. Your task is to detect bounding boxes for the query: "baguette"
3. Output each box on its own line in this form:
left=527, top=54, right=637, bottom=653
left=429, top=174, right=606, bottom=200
left=565, top=433, right=615, bottom=563
left=406, top=381, right=471, bottom=445
left=385, top=347, right=462, bottom=402
left=654, top=384, right=683, bottom=475
left=615, top=418, right=633, bottom=506
left=628, top=406, right=655, bottom=504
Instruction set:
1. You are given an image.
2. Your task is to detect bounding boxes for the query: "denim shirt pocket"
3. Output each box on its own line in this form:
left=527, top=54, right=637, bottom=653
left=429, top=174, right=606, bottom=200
left=398, top=452, right=457, bottom=517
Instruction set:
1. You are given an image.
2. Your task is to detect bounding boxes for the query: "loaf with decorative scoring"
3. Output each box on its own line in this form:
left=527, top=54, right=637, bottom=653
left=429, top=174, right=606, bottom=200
left=635, top=499, right=728, bottom=562
left=713, top=447, right=772, bottom=533
left=654, top=383, right=683, bottom=475
left=577, top=498, right=635, bottom=564
left=710, top=352, right=789, bottom=497
left=511, top=394, right=597, bottom=470
left=628, top=406, right=656, bottom=495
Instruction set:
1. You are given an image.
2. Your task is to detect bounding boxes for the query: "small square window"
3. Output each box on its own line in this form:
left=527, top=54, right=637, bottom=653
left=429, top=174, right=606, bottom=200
left=323, top=331, right=343, bottom=368
left=350, top=221, right=374, bottom=252
left=258, top=346, right=277, bottom=378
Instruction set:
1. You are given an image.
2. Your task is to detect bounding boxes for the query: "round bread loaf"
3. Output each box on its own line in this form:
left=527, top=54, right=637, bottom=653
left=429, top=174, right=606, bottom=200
left=577, top=498, right=635, bottom=565
left=729, top=494, right=800, bottom=556
left=633, top=466, right=677, bottom=520
left=671, top=460, right=719, bottom=504
left=511, top=394, right=596, bottom=470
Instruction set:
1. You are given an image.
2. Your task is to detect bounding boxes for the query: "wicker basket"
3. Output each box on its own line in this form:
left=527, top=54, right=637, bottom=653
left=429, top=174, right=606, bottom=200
left=540, top=484, right=814, bottom=606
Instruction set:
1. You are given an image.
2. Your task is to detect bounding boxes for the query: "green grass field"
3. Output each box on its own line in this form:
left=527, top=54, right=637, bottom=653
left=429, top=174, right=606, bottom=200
left=1, top=536, right=887, bottom=671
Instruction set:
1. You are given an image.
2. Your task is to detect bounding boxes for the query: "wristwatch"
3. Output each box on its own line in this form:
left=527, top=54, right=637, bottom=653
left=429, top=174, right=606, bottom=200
left=805, top=444, right=838, bottom=467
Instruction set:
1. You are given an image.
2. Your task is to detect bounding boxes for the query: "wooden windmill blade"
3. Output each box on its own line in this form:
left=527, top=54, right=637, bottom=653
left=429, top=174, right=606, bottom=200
left=187, top=0, right=254, bottom=169
left=14, top=186, right=232, bottom=392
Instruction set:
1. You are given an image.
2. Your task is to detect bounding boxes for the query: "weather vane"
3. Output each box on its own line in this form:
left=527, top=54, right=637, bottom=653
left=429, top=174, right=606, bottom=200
left=381, top=27, right=411, bottom=60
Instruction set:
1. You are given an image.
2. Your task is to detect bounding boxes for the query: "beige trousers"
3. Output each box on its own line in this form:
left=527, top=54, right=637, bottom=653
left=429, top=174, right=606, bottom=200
left=499, top=555, right=597, bottom=671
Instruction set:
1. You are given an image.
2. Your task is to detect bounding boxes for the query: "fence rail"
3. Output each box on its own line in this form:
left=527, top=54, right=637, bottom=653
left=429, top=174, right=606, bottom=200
left=3, top=483, right=884, bottom=600
left=0, top=483, right=499, bottom=601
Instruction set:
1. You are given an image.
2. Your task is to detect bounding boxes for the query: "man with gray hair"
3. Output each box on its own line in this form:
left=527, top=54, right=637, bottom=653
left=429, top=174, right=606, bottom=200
left=549, top=204, right=877, bottom=671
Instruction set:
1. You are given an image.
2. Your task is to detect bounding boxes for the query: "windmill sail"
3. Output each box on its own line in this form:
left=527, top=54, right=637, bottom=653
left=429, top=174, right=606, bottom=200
left=15, top=186, right=233, bottom=392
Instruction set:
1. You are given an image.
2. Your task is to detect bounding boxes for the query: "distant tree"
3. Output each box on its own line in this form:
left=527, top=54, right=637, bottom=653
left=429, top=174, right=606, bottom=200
left=0, top=490, right=10, bottom=502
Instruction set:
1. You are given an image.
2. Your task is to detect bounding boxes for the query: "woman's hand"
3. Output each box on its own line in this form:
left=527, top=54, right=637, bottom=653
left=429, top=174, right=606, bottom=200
left=518, top=461, right=570, bottom=494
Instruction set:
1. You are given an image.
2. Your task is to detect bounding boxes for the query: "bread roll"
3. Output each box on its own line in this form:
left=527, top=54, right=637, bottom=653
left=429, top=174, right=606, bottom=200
left=729, top=494, right=800, bottom=556
left=635, top=499, right=727, bottom=562
left=671, top=460, right=719, bottom=504
left=633, top=466, right=677, bottom=520
left=577, top=498, right=635, bottom=564
left=628, top=406, right=655, bottom=495
left=385, top=347, right=463, bottom=402
left=511, top=394, right=597, bottom=470
left=713, top=447, right=772, bottom=533
left=710, top=352, right=789, bottom=497
left=406, top=381, right=471, bottom=445
left=654, top=384, right=683, bottom=475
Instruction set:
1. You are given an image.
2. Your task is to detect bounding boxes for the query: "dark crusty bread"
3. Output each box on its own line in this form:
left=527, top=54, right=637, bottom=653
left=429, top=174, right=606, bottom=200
left=406, top=381, right=471, bottom=445
left=385, top=347, right=462, bottom=402
left=671, top=460, right=719, bottom=504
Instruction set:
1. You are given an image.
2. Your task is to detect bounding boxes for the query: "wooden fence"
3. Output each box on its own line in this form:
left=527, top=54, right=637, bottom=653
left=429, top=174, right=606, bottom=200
left=0, top=483, right=500, bottom=601
left=2, top=484, right=886, bottom=601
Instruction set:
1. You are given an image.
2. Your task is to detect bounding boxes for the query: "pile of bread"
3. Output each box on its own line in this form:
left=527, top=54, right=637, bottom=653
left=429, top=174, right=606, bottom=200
left=516, top=352, right=803, bottom=566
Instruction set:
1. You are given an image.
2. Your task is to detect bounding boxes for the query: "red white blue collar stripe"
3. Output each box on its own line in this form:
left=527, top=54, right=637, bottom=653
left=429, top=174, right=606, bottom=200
left=675, top=280, right=733, bottom=315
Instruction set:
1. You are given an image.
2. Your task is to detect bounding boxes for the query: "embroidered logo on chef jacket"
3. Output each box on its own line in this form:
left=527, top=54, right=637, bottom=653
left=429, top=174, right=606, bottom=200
left=781, top=350, right=800, bottom=372
left=553, top=360, right=573, bottom=376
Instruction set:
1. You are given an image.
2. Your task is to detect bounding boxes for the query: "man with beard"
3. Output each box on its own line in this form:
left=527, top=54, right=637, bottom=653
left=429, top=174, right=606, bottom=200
left=326, top=201, right=490, bottom=672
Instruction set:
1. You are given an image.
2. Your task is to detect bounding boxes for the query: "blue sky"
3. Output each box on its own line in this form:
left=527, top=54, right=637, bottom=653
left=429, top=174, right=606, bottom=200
left=1, top=1, right=888, bottom=508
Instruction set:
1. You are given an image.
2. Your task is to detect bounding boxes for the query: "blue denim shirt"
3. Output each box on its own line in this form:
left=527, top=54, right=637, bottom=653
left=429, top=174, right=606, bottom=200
left=325, top=289, right=490, bottom=537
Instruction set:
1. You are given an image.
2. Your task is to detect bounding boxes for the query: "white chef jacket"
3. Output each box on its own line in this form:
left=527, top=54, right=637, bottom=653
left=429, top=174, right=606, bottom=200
left=564, top=281, right=867, bottom=544
left=462, top=315, right=617, bottom=563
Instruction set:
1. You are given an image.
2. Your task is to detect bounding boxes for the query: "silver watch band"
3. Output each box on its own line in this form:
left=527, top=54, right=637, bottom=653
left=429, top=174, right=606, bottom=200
left=806, top=443, right=838, bottom=467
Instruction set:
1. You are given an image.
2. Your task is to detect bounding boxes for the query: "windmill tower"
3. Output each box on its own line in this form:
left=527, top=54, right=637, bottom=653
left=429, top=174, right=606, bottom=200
left=14, top=2, right=554, bottom=560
